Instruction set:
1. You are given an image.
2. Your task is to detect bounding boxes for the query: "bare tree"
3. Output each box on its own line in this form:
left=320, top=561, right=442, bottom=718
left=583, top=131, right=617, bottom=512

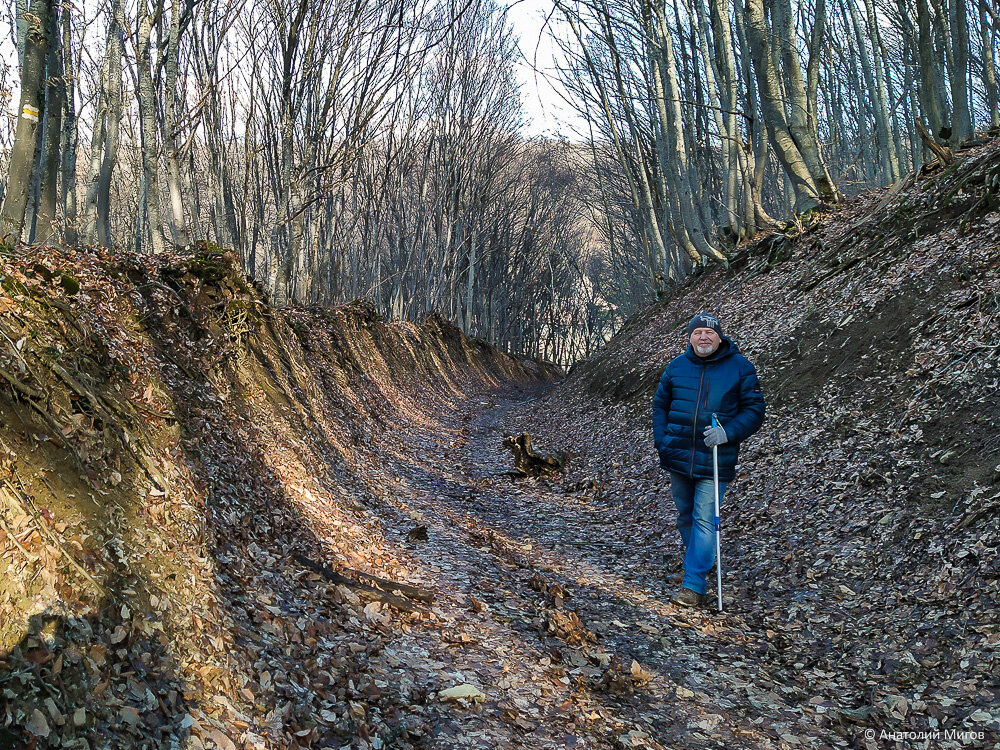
left=0, top=0, right=53, bottom=241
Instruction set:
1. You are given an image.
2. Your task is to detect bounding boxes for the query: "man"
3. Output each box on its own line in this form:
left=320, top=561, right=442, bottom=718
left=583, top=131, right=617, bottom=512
left=652, top=312, right=766, bottom=607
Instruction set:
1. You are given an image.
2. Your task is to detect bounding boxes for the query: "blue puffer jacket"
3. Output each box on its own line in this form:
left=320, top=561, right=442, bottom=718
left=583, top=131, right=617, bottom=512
left=652, top=337, right=766, bottom=481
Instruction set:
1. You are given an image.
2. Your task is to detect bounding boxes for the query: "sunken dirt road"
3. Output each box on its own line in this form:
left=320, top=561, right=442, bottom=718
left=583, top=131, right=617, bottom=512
left=362, top=382, right=856, bottom=750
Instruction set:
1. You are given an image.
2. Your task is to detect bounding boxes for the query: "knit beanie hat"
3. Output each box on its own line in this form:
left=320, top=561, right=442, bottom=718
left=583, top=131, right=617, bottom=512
left=687, top=312, right=723, bottom=337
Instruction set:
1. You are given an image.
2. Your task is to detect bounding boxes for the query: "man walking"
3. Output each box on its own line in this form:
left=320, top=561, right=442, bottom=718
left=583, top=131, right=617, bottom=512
left=652, top=312, right=766, bottom=607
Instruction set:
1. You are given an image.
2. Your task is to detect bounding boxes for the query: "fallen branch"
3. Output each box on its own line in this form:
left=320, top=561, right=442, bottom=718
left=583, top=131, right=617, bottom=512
left=292, top=553, right=428, bottom=614
left=342, top=567, right=434, bottom=603
left=0, top=365, right=47, bottom=400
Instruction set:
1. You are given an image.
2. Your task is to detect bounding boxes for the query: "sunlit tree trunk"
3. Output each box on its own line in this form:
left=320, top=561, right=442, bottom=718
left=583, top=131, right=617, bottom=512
left=136, top=0, right=166, bottom=254
left=60, top=6, right=78, bottom=245
left=0, top=0, right=52, bottom=242
left=164, top=0, right=189, bottom=247
left=36, top=1, right=63, bottom=243
left=95, top=0, right=124, bottom=247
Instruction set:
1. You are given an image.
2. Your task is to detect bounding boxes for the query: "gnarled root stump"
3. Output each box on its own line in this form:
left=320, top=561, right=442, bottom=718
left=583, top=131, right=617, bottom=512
left=502, top=433, right=565, bottom=477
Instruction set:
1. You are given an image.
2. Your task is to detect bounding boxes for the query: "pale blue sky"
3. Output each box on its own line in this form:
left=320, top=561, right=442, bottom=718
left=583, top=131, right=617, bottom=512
left=505, top=0, right=579, bottom=138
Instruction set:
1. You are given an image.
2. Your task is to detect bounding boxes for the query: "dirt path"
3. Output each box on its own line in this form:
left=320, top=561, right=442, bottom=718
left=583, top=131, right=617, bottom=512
left=362, top=384, right=839, bottom=750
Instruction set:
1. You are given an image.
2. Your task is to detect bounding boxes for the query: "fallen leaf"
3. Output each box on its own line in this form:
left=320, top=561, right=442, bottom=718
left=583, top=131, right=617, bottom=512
left=439, top=684, right=487, bottom=703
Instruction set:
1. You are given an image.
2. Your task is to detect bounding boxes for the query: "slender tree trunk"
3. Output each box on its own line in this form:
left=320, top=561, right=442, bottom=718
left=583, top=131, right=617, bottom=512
left=60, top=5, right=78, bottom=245
left=773, top=0, right=839, bottom=198
left=597, top=2, right=676, bottom=269
left=931, top=0, right=953, bottom=129
left=36, top=1, right=63, bottom=243
left=464, top=228, right=476, bottom=333
left=164, top=0, right=188, bottom=247
left=653, top=0, right=724, bottom=263
left=0, top=0, right=52, bottom=241
left=136, top=0, right=166, bottom=253
left=848, top=0, right=899, bottom=181
left=95, top=0, right=124, bottom=247
left=981, top=0, right=999, bottom=127
left=949, top=0, right=973, bottom=143
left=80, top=54, right=108, bottom=244
left=873, top=15, right=906, bottom=175
left=734, top=9, right=773, bottom=230
left=915, top=0, right=948, bottom=139
left=805, top=0, right=824, bottom=137
left=704, top=0, right=741, bottom=236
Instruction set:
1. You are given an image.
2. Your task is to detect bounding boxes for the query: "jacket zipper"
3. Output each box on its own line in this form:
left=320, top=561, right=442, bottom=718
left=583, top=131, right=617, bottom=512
left=690, top=362, right=707, bottom=477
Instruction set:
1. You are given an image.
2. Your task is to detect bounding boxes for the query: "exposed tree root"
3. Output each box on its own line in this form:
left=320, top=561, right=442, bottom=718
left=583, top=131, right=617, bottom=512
left=292, top=553, right=429, bottom=614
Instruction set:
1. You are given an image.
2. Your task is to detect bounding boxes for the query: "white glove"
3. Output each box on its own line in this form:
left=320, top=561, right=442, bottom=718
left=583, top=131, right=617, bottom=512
left=703, top=424, right=728, bottom=447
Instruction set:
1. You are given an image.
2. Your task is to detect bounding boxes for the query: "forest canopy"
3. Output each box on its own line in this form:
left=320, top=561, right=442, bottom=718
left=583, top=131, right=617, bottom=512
left=0, top=0, right=996, bottom=364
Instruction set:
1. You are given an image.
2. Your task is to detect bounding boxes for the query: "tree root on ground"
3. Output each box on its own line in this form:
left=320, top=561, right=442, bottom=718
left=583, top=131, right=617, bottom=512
left=292, top=553, right=430, bottom=614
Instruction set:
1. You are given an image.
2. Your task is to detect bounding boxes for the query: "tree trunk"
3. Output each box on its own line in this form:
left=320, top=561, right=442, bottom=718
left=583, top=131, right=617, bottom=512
left=733, top=10, right=773, bottom=231
left=60, top=4, right=78, bottom=245
left=949, top=0, right=973, bottom=143
left=702, top=0, right=739, bottom=235
left=743, top=0, right=821, bottom=212
left=915, top=0, right=948, bottom=140
left=873, top=14, right=906, bottom=174
left=136, top=0, right=166, bottom=254
left=848, top=0, right=899, bottom=182
left=980, top=0, right=999, bottom=128
left=95, top=0, right=125, bottom=247
left=931, top=0, right=953, bottom=131
left=464, top=229, right=476, bottom=333
left=164, top=0, right=188, bottom=247
left=0, top=0, right=52, bottom=242
left=14, top=0, right=28, bottom=67
left=35, top=1, right=63, bottom=244
left=80, top=52, right=108, bottom=244
left=805, top=0, right=824, bottom=138
left=772, top=0, right=839, bottom=199
left=652, top=0, right=724, bottom=263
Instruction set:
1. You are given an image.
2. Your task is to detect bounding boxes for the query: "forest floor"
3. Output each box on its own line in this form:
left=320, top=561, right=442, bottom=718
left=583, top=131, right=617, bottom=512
left=349, top=380, right=842, bottom=750
left=339, top=367, right=998, bottom=750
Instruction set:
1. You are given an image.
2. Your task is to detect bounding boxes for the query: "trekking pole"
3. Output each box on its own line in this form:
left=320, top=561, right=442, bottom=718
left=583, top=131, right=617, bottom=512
left=712, top=413, right=723, bottom=612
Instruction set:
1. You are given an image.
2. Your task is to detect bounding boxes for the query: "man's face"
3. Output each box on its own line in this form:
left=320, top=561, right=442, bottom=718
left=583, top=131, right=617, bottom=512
left=690, top=327, right=721, bottom=357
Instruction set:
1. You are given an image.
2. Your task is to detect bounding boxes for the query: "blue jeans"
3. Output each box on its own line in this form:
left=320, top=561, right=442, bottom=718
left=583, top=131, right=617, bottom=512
left=669, top=472, right=727, bottom=595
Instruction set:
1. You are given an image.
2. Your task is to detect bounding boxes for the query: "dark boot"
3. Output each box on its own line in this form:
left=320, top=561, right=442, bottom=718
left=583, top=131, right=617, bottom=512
left=672, top=587, right=703, bottom=608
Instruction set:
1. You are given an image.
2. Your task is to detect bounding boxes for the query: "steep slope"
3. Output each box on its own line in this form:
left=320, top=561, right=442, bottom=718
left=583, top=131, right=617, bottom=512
left=0, top=245, right=555, bottom=748
left=515, top=138, right=1000, bottom=742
